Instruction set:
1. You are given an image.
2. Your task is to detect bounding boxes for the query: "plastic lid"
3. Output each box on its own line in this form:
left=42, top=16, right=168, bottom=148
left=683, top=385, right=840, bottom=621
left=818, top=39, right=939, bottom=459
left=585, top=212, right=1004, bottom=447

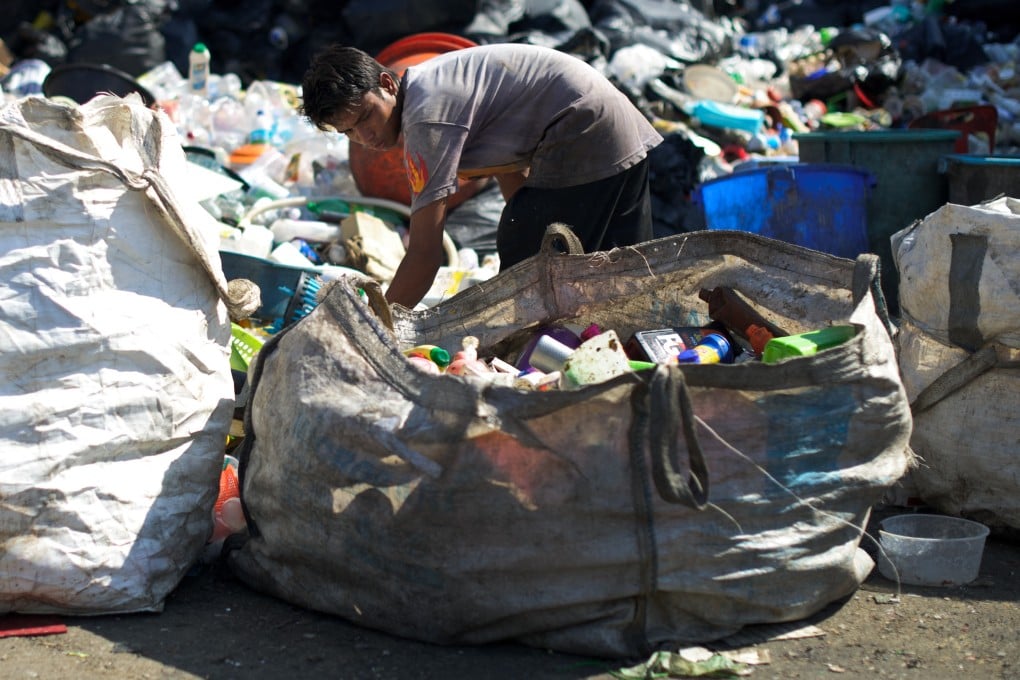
left=683, top=64, right=738, bottom=104
left=794, top=129, right=960, bottom=143
left=193, top=42, right=208, bottom=53
left=943, top=153, right=1020, bottom=166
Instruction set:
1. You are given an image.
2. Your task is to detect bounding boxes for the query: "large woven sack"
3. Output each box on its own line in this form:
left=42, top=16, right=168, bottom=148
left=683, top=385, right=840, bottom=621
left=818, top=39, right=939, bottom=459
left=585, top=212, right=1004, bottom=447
left=0, top=95, right=255, bottom=614
left=892, top=197, right=1020, bottom=531
left=228, top=230, right=913, bottom=658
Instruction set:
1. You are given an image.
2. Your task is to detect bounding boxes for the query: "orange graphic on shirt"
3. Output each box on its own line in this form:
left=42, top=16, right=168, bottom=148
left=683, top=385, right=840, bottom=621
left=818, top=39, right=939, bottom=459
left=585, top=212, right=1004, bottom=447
left=404, top=149, right=429, bottom=195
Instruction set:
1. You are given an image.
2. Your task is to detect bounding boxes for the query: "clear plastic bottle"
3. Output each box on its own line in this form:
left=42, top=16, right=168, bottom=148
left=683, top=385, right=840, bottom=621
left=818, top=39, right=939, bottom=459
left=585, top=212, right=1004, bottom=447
left=210, top=97, right=249, bottom=151
left=269, top=218, right=341, bottom=244
left=188, top=42, right=211, bottom=99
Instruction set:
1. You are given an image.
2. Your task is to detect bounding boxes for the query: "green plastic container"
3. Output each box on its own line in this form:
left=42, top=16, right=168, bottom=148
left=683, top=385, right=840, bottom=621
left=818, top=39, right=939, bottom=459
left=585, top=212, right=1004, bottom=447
left=943, top=154, right=1020, bottom=205
left=795, top=129, right=960, bottom=313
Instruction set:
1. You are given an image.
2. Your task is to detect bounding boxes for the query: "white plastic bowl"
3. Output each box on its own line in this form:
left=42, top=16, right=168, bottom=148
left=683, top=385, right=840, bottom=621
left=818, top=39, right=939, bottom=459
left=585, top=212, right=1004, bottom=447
left=877, top=514, right=990, bottom=587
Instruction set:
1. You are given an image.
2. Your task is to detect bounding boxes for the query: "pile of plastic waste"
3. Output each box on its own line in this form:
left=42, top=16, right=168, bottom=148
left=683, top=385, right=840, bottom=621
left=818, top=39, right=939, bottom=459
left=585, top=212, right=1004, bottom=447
left=1, top=2, right=1018, bottom=239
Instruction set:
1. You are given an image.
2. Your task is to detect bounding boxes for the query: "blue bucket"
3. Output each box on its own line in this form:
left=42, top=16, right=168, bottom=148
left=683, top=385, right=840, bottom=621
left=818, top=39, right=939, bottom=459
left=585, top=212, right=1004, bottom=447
left=692, top=163, right=875, bottom=258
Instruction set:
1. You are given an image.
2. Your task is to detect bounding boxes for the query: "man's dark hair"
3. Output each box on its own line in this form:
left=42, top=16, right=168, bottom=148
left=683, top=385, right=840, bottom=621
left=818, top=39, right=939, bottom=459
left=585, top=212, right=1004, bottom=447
left=300, top=44, right=398, bottom=130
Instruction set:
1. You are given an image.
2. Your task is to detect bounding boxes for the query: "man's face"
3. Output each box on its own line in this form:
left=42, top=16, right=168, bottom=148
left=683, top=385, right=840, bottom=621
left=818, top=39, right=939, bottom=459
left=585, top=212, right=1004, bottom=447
left=326, top=72, right=401, bottom=151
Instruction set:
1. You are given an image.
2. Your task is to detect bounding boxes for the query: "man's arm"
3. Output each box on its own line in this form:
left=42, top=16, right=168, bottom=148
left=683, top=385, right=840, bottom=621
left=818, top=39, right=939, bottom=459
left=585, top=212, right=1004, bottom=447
left=384, top=197, right=449, bottom=308
left=495, top=169, right=528, bottom=201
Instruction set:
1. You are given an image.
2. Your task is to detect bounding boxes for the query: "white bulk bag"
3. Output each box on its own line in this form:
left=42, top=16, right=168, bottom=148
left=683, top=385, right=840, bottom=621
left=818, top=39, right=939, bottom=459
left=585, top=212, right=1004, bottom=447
left=893, top=197, right=1020, bottom=530
left=0, top=94, right=255, bottom=614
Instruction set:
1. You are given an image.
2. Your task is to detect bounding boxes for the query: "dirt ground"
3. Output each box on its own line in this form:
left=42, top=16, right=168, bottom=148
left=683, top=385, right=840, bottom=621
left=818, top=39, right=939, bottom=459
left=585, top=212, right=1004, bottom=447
left=1, top=506, right=1017, bottom=680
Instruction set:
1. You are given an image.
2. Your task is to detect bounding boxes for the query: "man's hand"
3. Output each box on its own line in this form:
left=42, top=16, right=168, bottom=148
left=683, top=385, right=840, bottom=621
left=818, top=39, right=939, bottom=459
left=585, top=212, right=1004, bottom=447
left=384, top=198, right=449, bottom=308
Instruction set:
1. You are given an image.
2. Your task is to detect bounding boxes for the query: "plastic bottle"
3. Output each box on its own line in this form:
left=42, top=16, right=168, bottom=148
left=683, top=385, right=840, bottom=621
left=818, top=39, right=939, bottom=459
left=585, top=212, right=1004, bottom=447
left=270, top=218, right=342, bottom=244
left=761, top=325, right=857, bottom=364
left=210, top=456, right=246, bottom=543
left=238, top=146, right=290, bottom=200
left=403, top=345, right=452, bottom=371
left=210, top=97, right=249, bottom=150
left=677, top=331, right=735, bottom=364
left=136, top=60, right=185, bottom=103
left=446, top=336, right=490, bottom=377
left=405, top=355, right=441, bottom=374
left=249, top=109, right=274, bottom=145
left=699, top=286, right=790, bottom=356
left=224, top=223, right=274, bottom=258
left=188, top=43, right=211, bottom=99
left=513, top=369, right=562, bottom=391
left=269, top=240, right=316, bottom=268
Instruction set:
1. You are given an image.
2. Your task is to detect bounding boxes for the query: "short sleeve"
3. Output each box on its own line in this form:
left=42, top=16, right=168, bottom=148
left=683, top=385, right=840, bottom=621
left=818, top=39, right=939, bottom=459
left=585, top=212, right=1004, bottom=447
left=403, top=122, right=469, bottom=212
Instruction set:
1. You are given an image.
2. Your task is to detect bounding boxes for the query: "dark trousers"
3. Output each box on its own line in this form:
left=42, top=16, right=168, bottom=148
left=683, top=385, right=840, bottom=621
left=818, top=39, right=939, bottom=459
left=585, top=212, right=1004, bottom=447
left=496, top=157, right=653, bottom=269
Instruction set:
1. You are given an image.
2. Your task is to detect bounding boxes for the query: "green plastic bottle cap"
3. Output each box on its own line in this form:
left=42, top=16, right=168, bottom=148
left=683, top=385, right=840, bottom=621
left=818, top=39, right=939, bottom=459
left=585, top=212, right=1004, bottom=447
left=428, top=347, right=451, bottom=368
left=193, top=43, right=208, bottom=53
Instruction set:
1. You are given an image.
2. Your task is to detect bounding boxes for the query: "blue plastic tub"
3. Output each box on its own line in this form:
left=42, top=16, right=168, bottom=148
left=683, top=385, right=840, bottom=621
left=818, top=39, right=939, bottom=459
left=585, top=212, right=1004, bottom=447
left=692, top=163, right=875, bottom=258
left=219, top=250, right=320, bottom=325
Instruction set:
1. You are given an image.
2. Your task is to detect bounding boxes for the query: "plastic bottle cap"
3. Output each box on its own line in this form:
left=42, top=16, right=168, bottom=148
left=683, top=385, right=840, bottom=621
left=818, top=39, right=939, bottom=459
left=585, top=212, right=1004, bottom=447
left=427, top=347, right=451, bottom=367
left=193, top=43, right=208, bottom=54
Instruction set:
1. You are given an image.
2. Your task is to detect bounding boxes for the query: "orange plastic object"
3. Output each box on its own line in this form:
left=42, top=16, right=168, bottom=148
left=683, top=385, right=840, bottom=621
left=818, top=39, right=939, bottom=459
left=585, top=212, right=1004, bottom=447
left=229, top=142, right=271, bottom=168
left=347, top=33, right=488, bottom=208
left=908, top=105, right=998, bottom=153
left=375, top=32, right=477, bottom=72
left=214, top=463, right=240, bottom=514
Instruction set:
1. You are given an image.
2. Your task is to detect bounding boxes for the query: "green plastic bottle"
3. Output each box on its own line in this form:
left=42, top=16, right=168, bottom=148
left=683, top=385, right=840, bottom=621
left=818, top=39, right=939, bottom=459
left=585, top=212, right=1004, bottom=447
left=761, top=325, right=856, bottom=364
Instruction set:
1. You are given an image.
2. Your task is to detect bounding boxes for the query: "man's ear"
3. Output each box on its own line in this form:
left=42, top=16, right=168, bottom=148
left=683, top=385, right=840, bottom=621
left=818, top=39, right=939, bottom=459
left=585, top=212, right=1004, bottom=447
left=379, top=72, right=399, bottom=95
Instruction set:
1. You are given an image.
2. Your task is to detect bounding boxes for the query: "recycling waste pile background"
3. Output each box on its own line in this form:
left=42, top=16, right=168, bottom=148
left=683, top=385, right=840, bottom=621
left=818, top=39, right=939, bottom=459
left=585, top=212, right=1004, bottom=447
left=1, top=0, right=1020, bottom=675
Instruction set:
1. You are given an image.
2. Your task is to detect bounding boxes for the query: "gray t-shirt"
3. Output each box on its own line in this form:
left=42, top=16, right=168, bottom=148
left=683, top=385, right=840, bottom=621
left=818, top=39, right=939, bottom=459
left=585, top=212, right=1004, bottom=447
left=400, top=44, right=663, bottom=212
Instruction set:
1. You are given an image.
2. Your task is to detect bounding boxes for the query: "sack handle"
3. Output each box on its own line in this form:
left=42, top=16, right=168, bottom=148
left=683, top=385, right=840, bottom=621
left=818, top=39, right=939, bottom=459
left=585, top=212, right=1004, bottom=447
left=540, top=223, right=585, bottom=256
left=852, top=253, right=895, bottom=338
left=910, top=342, right=1020, bottom=414
left=631, top=365, right=709, bottom=509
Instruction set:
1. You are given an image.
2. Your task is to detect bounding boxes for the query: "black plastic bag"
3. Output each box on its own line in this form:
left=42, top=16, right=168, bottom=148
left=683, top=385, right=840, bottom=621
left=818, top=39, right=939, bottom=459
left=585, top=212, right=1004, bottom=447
left=587, top=0, right=731, bottom=63
left=66, top=0, right=168, bottom=76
